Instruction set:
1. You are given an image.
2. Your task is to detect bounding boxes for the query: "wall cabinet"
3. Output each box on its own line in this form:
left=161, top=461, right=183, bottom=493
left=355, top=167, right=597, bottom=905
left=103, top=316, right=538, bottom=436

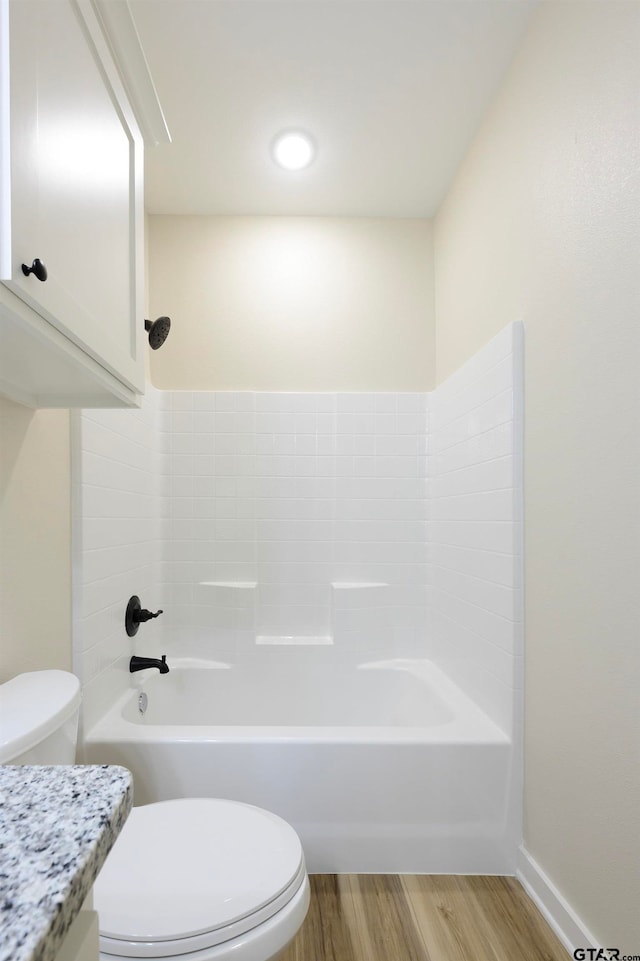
left=0, top=0, right=146, bottom=407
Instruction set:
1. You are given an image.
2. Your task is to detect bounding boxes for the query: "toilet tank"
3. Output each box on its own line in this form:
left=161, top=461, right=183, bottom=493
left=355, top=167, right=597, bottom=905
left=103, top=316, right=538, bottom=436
left=0, top=670, right=81, bottom=764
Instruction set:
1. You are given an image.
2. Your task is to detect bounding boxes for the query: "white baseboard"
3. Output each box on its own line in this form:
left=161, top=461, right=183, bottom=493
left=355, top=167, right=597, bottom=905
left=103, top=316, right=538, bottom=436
left=517, top=845, right=601, bottom=955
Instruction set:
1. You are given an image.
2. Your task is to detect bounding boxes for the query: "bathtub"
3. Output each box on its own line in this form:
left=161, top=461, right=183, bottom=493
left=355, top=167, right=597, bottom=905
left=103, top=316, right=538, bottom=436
left=83, top=656, right=516, bottom=873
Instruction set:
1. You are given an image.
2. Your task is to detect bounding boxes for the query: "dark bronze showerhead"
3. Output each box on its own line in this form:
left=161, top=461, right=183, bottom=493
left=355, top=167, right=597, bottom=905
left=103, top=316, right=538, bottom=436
left=145, top=316, right=171, bottom=350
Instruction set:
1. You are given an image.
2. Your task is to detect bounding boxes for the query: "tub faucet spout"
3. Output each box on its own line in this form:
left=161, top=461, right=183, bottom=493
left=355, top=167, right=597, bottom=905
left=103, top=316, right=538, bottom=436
left=130, top=655, right=169, bottom=674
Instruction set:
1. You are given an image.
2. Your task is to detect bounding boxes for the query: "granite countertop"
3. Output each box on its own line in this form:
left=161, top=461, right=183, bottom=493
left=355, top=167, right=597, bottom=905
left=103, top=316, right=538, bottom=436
left=0, top=765, right=132, bottom=961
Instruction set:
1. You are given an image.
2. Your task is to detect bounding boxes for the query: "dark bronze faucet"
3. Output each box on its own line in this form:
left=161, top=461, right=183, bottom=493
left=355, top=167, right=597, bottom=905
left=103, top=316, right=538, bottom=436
left=125, top=596, right=163, bottom=637
left=129, top=655, right=169, bottom=674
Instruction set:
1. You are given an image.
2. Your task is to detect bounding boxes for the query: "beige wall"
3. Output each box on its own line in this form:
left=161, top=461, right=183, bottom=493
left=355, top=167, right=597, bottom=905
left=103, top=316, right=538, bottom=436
left=148, top=216, right=434, bottom=391
left=434, top=1, right=640, bottom=949
left=0, top=398, right=71, bottom=681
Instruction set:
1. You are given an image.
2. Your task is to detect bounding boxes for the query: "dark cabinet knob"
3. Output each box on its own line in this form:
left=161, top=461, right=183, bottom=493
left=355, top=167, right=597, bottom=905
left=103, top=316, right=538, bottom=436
left=22, top=258, right=48, bottom=282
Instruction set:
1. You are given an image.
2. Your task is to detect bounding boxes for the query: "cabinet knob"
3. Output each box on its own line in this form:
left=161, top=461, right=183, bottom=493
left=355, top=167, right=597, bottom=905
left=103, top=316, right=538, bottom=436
left=21, top=258, right=48, bottom=282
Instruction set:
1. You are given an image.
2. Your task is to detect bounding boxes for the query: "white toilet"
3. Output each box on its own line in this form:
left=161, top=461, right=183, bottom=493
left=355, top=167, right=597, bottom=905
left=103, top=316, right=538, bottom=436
left=0, top=670, right=310, bottom=961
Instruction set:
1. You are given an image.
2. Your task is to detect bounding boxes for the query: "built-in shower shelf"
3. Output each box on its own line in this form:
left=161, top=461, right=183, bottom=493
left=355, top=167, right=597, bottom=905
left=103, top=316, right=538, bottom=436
left=255, top=635, right=334, bottom=646
left=198, top=581, right=257, bottom=589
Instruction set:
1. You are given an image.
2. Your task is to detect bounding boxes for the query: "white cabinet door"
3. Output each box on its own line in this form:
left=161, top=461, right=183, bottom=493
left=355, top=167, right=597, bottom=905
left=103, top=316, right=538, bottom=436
left=0, top=0, right=144, bottom=396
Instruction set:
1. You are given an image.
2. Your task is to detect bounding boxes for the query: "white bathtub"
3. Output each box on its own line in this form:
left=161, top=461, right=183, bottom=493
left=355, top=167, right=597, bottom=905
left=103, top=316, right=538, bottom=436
left=83, top=656, right=516, bottom=873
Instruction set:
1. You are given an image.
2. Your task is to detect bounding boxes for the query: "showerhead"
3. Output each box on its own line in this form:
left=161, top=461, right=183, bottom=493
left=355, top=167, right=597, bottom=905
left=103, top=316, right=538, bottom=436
left=145, top=316, right=171, bottom=350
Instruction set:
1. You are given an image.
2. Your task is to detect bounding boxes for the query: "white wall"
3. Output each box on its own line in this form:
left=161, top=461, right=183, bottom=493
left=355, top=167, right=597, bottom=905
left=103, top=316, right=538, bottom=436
left=75, top=361, right=522, bottom=744
left=72, top=388, right=164, bottom=730
left=0, top=398, right=71, bottom=681
left=433, top=2, right=640, bottom=950
left=160, top=390, right=429, bottom=663
left=147, top=216, right=435, bottom=391
left=431, top=323, right=522, bottom=737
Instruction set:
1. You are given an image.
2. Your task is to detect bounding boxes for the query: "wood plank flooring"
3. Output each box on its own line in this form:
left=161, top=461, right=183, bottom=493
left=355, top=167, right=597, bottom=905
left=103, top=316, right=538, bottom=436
left=280, top=875, right=571, bottom=961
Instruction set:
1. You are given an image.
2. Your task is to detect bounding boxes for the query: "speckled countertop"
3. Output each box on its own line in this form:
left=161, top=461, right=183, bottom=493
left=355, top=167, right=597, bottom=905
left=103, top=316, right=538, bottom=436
left=0, top=765, right=132, bottom=961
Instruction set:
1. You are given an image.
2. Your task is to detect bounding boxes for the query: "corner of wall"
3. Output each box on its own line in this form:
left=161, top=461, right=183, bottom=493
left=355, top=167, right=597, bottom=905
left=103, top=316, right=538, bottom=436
left=0, top=397, right=72, bottom=682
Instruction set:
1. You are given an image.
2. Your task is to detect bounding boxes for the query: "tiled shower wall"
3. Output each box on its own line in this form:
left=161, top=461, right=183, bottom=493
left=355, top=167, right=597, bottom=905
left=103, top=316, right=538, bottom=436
left=430, top=323, right=523, bottom=733
left=72, top=388, right=164, bottom=731
left=73, top=324, right=522, bottom=737
left=161, top=391, right=429, bottom=661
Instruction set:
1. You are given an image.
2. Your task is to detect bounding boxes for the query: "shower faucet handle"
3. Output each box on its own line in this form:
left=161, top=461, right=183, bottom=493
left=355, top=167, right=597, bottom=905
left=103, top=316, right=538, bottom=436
left=136, top=607, right=163, bottom=623
left=125, top=595, right=164, bottom=637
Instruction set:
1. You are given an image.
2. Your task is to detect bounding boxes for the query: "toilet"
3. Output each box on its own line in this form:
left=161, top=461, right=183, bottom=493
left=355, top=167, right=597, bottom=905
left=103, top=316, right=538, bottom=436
left=0, top=670, right=310, bottom=961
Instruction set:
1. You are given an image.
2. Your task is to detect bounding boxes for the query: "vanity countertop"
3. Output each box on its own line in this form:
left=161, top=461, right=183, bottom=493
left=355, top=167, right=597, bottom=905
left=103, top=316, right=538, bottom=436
left=0, top=765, right=132, bottom=961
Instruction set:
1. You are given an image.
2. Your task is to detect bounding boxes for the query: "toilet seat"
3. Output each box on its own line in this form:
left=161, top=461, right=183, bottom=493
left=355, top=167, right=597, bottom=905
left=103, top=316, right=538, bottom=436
left=94, top=798, right=307, bottom=959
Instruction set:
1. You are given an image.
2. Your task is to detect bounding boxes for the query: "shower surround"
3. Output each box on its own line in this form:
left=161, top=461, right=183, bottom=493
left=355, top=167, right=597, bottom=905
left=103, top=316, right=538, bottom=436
left=161, top=387, right=430, bottom=667
left=73, top=324, right=523, bottom=835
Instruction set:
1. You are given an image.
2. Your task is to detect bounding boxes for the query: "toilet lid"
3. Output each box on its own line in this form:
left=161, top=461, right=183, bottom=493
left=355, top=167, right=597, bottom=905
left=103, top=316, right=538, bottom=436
left=94, top=799, right=305, bottom=955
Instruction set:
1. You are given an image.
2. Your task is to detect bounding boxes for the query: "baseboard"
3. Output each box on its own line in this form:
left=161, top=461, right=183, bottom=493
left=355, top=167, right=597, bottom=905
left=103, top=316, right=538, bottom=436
left=517, top=845, right=601, bottom=955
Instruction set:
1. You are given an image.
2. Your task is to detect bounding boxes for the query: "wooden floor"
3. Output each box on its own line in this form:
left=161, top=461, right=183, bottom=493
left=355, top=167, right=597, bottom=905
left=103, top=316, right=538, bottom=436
left=280, top=875, right=570, bottom=961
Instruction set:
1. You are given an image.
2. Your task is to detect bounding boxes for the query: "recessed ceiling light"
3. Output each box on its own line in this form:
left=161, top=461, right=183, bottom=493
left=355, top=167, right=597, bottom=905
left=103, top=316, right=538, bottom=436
left=272, top=130, right=316, bottom=171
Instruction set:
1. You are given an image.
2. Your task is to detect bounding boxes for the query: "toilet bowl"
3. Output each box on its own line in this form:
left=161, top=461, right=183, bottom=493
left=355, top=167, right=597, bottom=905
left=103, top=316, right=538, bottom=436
left=1, top=671, right=310, bottom=961
left=95, top=798, right=310, bottom=961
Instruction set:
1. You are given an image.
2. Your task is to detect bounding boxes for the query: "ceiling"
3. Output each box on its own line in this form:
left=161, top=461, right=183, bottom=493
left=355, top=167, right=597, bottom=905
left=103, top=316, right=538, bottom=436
left=131, top=0, right=536, bottom=218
